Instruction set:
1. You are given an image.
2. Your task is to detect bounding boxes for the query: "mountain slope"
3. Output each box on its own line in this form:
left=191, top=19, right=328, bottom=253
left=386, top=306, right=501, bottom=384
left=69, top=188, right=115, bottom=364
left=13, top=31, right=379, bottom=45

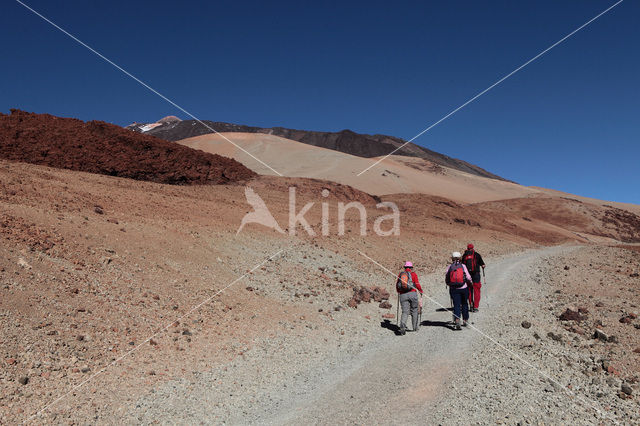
left=176, top=132, right=534, bottom=203
left=1, top=110, right=255, bottom=185
left=126, top=118, right=507, bottom=181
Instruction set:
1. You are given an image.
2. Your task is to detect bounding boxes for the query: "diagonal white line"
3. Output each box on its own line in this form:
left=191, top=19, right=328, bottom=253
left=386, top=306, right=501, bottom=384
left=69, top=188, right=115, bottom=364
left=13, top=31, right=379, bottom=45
left=15, top=0, right=283, bottom=177
left=357, top=250, right=620, bottom=425
left=25, top=249, right=285, bottom=424
left=357, top=0, right=624, bottom=176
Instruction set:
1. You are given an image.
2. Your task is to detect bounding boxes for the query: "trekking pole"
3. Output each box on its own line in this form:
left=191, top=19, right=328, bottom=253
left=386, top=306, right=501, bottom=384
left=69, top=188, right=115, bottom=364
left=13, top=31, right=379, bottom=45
left=482, top=267, right=488, bottom=308
left=396, top=293, right=399, bottom=328
left=418, top=292, right=423, bottom=329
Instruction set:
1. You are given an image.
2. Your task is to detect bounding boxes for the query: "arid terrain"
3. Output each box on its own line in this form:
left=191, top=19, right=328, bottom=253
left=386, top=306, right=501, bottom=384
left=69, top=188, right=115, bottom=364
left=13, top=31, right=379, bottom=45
left=1, top=112, right=639, bottom=424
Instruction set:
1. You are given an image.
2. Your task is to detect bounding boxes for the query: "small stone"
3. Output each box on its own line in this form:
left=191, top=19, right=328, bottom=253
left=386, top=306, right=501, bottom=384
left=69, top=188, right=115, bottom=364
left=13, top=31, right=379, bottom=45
left=182, top=330, right=192, bottom=336
left=547, top=331, right=562, bottom=342
left=94, top=206, right=104, bottom=215
left=593, top=329, right=609, bottom=342
left=564, top=265, right=570, bottom=270
left=81, top=366, right=90, bottom=373
left=18, top=376, right=29, bottom=385
left=6, top=358, right=16, bottom=365
left=379, top=301, right=392, bottom=309
left=521, top=320, right=531, bottom=329
left=382, top=313, right=395, bottom=319
left=621, top=383, right=633, bottom=395
left=619, top=316, right=633, bottom=324
left=149, top=339, right=158, bottom=346
left=245, top=287, right=254, bottom=292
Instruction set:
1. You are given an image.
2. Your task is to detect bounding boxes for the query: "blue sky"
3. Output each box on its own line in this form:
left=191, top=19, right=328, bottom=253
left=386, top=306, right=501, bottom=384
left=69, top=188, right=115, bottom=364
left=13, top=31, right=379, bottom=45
left=1, top=1, right=638, bottom=203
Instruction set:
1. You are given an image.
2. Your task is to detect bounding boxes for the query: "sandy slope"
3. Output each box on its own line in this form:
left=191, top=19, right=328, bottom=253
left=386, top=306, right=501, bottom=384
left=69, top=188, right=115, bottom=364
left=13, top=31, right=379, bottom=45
left=178, top=133, right=539, bottom=203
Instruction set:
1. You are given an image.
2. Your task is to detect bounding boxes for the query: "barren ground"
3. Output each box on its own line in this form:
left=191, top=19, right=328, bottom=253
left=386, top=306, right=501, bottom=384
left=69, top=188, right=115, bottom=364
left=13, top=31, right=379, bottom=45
left=0, top=159, right=638, bottom=424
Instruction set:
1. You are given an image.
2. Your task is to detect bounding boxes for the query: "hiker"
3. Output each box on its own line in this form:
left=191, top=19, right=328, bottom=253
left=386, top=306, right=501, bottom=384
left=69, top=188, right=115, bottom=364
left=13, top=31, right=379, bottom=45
left=462, top=243, right=485, bottom=312
left=445, top=252, right=472, bottom=330
left=396, top=261, right=423, bottom=335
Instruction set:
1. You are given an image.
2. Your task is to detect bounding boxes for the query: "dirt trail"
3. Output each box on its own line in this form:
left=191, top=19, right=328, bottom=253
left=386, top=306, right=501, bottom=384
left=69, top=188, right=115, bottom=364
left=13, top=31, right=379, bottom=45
left=261, top=246, right=568, bottom=425
left=126, top=246, right=572, bottom=425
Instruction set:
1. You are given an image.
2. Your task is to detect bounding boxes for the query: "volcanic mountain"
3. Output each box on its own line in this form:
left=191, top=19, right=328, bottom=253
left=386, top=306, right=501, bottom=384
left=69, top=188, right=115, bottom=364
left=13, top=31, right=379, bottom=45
left=126, top=117, right=505, bottom=181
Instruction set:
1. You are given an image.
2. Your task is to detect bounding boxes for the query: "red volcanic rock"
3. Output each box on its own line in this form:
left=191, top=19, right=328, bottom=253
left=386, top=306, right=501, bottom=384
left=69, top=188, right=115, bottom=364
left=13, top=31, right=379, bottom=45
left=0, top=110, right=256, bottom=185
left=379, top=301, right=392, bottom=309
left=348, top=286, right=391, bottom=308
left=558, top=308, right=586, bottom=322
left=619, top=315, right=635, bottom=324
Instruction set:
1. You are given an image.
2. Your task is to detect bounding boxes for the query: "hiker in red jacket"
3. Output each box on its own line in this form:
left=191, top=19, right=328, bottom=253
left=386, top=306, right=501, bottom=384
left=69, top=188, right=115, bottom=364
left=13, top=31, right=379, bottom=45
left=396, top=261, right=423, bottom=335
left=462, top=243, right=485, bottom=312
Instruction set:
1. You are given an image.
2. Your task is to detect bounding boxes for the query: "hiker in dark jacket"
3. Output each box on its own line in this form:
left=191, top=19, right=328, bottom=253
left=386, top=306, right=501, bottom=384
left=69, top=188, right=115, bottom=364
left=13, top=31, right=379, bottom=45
left=445, top=252, right=472, bottom=330
left=396, top=261, right=423, bottom=335
left=462, top=243, right=485, bottom=312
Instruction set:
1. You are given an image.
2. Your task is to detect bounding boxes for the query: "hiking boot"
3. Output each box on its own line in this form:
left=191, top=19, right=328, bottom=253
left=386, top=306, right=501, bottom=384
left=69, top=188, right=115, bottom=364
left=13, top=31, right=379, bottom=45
left=463, top=320, right=468, bottom=327
left=454, top=319, right=461, bottom=331
left=399, top=325, right=406, bottom=335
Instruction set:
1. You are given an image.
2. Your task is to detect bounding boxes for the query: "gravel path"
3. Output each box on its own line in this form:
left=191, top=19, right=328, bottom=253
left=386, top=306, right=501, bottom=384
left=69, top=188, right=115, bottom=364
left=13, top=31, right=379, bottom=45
left=124, top=245, right=638, bottom=425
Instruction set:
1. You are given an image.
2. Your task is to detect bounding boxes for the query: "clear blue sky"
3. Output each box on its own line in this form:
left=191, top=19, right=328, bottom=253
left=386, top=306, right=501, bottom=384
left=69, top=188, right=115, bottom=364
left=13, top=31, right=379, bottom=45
left=1, top=1, right=638, bottom=203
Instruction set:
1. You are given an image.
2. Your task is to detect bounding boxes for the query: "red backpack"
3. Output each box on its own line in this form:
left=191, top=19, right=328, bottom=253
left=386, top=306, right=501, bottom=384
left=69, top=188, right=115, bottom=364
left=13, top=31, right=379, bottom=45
left=447, top=263, right=466, bottom=288
left=463, top=250, right=477, bottom=273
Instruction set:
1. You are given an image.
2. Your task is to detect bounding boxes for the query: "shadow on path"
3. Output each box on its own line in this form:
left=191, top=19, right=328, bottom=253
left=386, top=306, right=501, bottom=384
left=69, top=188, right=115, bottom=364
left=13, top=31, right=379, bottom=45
left=380, top=320, right=403, bottom=335
left=420, top=319, right=455, bottom=330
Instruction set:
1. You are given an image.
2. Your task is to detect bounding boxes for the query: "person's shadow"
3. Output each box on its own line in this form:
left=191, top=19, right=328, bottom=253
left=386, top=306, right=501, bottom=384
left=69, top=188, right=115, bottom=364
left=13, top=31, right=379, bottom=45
left=421, top=319, right=455, bottom=330
left=435, top=307, right=453, bottom=312
left=380, top=319, right=403, bottom=335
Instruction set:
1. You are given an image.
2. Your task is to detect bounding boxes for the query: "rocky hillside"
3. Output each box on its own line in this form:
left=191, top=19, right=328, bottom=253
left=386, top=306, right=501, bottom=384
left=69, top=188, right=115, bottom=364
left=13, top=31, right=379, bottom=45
left=1, top=110, right=256, bottom=185
left=126, top=118, right=507, bottom=181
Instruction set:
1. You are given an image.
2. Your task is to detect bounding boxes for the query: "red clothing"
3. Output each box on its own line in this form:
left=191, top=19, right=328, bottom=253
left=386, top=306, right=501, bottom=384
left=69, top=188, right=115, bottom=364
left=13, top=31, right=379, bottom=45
left=468, top=282, right=482, bottom=309
left=396, top=268, right=423, bottom=294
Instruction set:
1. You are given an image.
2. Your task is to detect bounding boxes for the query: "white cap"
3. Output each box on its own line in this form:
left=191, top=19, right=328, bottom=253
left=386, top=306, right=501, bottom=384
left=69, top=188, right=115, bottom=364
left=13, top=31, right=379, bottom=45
left=452, top=251, right=461, bottom=259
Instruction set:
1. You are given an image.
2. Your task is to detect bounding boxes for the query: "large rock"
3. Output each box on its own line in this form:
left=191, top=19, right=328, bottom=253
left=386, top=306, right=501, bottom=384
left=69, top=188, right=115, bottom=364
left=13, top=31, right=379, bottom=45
left=558, top=308, right=586, bottom=322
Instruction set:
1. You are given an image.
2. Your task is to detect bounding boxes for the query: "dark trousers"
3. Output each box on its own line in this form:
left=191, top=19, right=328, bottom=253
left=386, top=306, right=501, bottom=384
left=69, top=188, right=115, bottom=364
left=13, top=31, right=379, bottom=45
left=450, top=287, right=469, bottom=321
